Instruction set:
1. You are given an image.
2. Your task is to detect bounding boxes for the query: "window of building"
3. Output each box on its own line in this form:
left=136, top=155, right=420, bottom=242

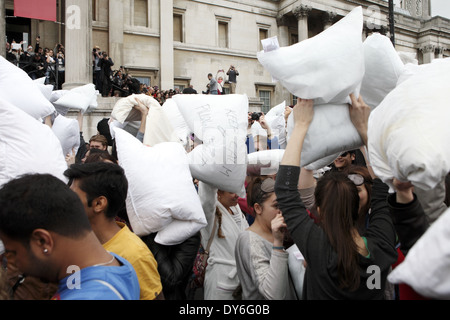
left=218, top=21, right=228, bottom=48
left=174, top=14, right=183, bottom=42
left=134, top=0, right=148, bottom=27
left=259, top=28, right=268, bottom=51
left=259, top=90, right=271, bottom=113
left=134, top=76, right=150, bottom=86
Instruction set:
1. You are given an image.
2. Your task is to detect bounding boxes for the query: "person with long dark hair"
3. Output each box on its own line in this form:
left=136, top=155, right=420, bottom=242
left=274, top=95, right=398, bottom=299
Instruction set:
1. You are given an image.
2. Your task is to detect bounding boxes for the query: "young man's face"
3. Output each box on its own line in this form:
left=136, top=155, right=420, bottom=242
left=334, top=152, right=355, bottom=170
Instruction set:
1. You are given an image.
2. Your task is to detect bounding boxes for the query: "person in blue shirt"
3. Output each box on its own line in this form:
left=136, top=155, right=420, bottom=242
left=0, top=173, right=140, bottom=300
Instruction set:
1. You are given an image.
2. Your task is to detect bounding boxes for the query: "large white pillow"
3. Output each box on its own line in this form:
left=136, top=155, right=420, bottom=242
left=368, top=58, right=450, bottom=190
left=52, top=114, right=80, bottom=156
left=0, top=56, right=55, bottom=119
left=265, top=101, right=287, bottom=148
left=113, top=127, right=206, bottom=243
left=33, top=78, right=54, bottom=101
left=286, top=103, right=363, bottom=167
left=0, top=98, right=68, bottom=188
left=111, top=94, right=151, bottom=123
left=360, top=33, right=405, bottom=109
left=247, top=149, right=284, bottom=176
left=162, top=98, right=191, bottom=145
left=173, top=94, right=248, bottom=196
left=257, top=6, right=364, bottom=105
left=53, top=83, right=97, bottom=113
left=388, top=207, right=450, bottom=299
left=141, top=98, right=180, bottom=147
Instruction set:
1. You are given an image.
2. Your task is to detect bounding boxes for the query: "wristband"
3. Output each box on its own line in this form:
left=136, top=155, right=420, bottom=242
left=272, top=246, right=284, bottom=250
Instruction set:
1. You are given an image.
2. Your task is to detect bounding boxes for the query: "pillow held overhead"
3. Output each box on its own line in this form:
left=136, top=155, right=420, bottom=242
left=173, top=94, right=249, bottom=196
left=52, top=114, right=81, bottom=156
left=360, top=33, right=405, bottom=109
left=0, top=55, right=55, bottom=119
left=53, top=83, right=97, bottom=114
left=113, top=127, right=206, bottom=244
left=257, top=6, right=364, bottom=105
left=0, top=98, right=68, bottom=188
left=368, top=58, right=450, bottom=191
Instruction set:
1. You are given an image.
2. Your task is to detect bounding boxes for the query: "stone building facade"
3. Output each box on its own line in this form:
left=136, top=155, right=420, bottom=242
left=3, top=0, right=450, bottom=138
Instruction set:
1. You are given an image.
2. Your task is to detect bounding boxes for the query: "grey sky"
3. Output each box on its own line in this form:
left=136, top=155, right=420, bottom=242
left=430, top=0, right=450, bottom=18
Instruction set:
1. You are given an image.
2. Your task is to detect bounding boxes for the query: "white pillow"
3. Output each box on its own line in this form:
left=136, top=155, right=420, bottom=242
left=52, top=114, right=80, bottom=156
left=113, top=127, right=206, bottom=242
left=0, top=98, right=68, bottom=188
left=265, top=101, right=287, bottom=148
left=141, top=97, right=180, bottom=147
left=155, top=219, right=206, bottom=246
left=256, top=6, right=364, bottom=105
left=33, top=78, right=54, bottom=101
left=368, top=58, right=450, bottom=190
left=247, top=149, right=285, bottom=176
left=387, top=207, right=450, bottom=299
left=287, top=104, right=363, bottom=167
left=162, top=99, right=191, bottom=145
left=173, top=94, right=249, bottom=196
left=360, top=33, right=405, bottom=109
left=111, top=94, right=150, bottom=123
left=0, top=55, right=55, bottom=119
left=53, top=83, right=97, bottom=113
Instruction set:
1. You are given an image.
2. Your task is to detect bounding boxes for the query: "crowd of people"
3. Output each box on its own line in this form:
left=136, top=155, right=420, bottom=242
left=6, top=37, right=65, bottom=90
left=1, top=38, right=449, bottom=303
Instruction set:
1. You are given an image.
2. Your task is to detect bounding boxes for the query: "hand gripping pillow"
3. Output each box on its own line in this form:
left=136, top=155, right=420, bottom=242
left=286, top=103, right=363, bottom=167
left=51, top=114, right=80, bottom=156
left=0, top=98, right=68, bottom=188
left=360, top=33, right=405, bottom=109
left=113, top=127, right=206, bottom=243
left=368, top=58, right=450, bottom=190
left=111, top=93, right=150, bottom=123
left=0, top=56, right=55, bottom=119
left=247, top=149, right=285, bottom=176
left=173, top=94, right=248, bottom=196
left=257, top=6, right=364, bottom=105
left=53, top=83, right=97, bottom=113
left=387, top=207, right=450, bottom=299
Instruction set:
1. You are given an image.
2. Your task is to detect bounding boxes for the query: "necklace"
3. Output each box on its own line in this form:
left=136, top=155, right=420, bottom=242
left=93, top=253, right=115, bottom=267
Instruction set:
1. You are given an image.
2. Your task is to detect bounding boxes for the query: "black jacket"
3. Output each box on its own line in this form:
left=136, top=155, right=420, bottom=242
left=141, top=232, right=201, bottom=300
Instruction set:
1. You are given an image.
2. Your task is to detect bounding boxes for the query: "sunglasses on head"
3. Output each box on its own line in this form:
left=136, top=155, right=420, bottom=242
left=347, top=174, right=365, bottom=186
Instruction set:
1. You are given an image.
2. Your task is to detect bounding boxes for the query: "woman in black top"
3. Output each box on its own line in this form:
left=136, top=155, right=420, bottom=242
left=275, top=95, right=398, bottom=299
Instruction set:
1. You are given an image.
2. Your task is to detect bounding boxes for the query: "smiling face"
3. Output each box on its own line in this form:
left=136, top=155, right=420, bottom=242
left=334, top=152, right=355, bottom=170
left=218, top=191, right=239, bottom=209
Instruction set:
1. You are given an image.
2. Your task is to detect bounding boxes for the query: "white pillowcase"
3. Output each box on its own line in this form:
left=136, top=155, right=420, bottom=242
left=0, top=56, right=55, bottom=119
left=387, top=207, right=450, bottom=299
left=53, top=83, right=97, bottom=113
left=360, top=33, right=405, bottom=109
left=173, top=94, right=248, bottom=196
left=0, top=98, right=68, bottom=188
left=287, top=103, right=363, bottom=167
left=111, top=93, right=150, bottom=123
left=368, top=58, right=450, bottom=190
left=162, top=98, right=191, bottom=145
left=257, top=6, right=364, bottom=105
left=113, top=127, right=206, bottom=244
left=52, top=114, right=80, bottom=156
left=247, top=149, right=285, bottom=176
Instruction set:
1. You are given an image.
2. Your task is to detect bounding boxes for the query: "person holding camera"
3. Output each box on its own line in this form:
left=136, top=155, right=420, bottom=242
left=98, top=52, right=114, bottom=97
left=92, top=46, right=102, bottom=91
left=227, top=65, right=239, bottom=94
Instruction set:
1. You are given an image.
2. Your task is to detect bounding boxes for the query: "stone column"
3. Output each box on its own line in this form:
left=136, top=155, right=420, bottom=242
left=276, top=14, right=290, bottom=47
left=0, top=0, right=5, bottom=58
left=160, top=0, right=174, bottom=90
left=323, top=11, right=337, bottom=30
left=293, top=5, right=311, bottom=42
left=420, top=44, right=435, bottom=64
left=63, top=0, right=93, bottom=89
left=109, top=0, right=124, bottom=68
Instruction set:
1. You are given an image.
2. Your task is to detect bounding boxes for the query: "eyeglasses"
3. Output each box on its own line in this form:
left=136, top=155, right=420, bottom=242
left=347, top=174, right=365, bottom=186
left=340, top=152, right=349, bottom=157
